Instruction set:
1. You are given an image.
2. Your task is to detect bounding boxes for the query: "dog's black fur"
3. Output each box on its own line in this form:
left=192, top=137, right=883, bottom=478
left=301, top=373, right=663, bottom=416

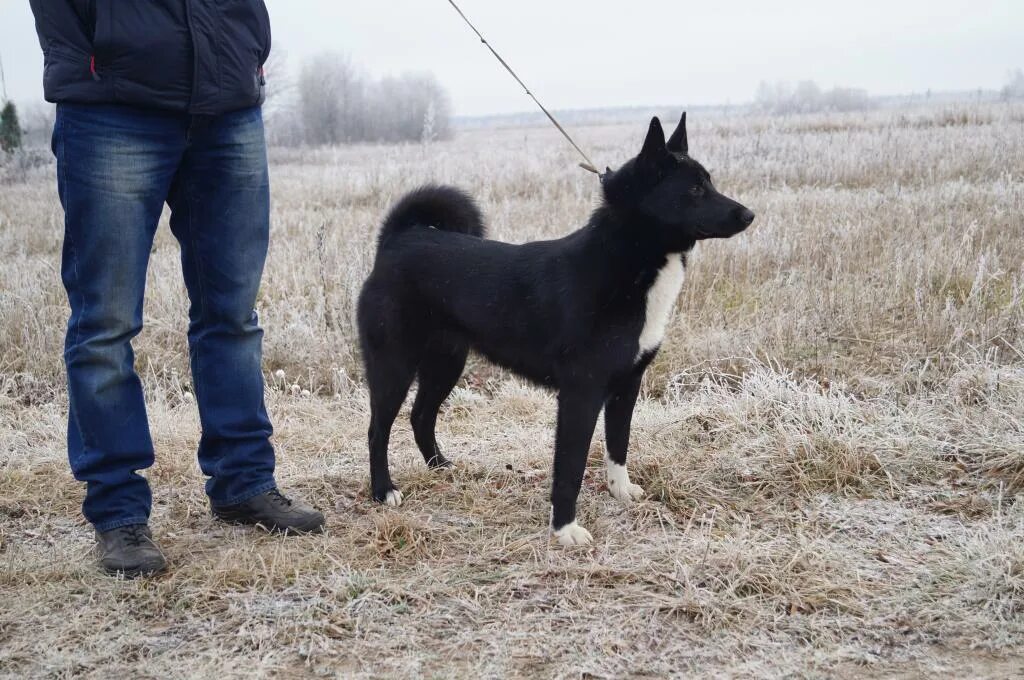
left=357, top=114, right=754, bottom=542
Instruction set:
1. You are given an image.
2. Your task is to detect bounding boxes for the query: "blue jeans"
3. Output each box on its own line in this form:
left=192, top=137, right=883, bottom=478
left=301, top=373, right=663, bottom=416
left=52, top=103, right=277, bottom=532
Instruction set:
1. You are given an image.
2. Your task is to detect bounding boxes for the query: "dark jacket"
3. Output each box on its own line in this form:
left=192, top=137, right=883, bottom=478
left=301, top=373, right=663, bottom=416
left=29, top=0, right=271, bottom=115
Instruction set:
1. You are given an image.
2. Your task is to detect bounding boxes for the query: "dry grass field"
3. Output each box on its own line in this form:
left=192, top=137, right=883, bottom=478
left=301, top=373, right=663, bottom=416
left=1, top=102, right=1023, bottom=678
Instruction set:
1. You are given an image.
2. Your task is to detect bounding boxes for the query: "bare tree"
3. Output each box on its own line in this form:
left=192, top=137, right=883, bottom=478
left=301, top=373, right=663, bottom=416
left=261, top=48, right=306, bottom=147
left=262, top=48, right=295, bottom=114
left=1003, top=69, right=1024, bottom=100
left=290, top=52, right=453, bottom=147
left=299, top=53, right=370, bottom=145
left=17, top=103, right=56, bottom=148
left=367, top=72, right=453, bottom=143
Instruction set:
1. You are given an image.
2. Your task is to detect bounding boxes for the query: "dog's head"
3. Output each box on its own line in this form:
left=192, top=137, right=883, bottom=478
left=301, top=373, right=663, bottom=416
left=603, top=113, right=754, bottom=250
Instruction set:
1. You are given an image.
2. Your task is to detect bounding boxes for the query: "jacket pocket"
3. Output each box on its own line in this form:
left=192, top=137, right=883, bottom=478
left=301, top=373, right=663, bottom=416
left=90, top=0, right=113, bottom=63
left=256, top=68, right=267, bottom=106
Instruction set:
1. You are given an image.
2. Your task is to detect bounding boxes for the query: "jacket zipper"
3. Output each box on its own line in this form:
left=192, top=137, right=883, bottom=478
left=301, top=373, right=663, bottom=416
left=183, top=0, right=199, bottom=111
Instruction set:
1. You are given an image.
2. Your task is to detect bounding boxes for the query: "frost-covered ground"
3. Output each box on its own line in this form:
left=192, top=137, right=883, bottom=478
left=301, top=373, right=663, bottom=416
left=1, top=103, right=1023, bottom=678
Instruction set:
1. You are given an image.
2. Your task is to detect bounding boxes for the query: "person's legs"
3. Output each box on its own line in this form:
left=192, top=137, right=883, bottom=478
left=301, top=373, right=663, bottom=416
left=53, top=103, right=186, bottom=532
left=166, top=106, right=277, bottom=506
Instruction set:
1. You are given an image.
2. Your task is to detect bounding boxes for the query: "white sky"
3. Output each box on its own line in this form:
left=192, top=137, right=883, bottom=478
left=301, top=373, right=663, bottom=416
left=1, top=0, right=1022, bottom=116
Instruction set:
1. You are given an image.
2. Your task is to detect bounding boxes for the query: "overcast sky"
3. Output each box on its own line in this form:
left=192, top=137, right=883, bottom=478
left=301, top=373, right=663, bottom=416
left=1, top=0, right=1022, bottom=115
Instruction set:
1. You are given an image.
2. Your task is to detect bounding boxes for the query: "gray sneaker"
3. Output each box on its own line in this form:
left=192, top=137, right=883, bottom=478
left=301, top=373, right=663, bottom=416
left=95, top=524, right=167, bottom=577
left=211, top=489, right=325, bottom=534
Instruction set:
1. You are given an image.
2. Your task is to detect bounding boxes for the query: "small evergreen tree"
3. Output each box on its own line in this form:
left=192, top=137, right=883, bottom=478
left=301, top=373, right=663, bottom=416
left=0, top=101, right=23, bottom=153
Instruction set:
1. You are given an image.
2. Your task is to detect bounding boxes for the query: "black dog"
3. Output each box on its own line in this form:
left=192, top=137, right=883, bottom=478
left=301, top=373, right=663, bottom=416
left=358, top=114, right=754, bottom=545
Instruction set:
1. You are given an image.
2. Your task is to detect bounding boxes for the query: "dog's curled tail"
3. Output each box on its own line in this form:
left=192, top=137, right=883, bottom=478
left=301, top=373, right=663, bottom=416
left=379, top=185, right=485, bottom=244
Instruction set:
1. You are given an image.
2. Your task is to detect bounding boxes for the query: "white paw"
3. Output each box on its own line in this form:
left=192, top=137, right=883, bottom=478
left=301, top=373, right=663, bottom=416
left=606, top=460, right=645, bottom=503
left=384, top=489, right=404, bottom=507
left=552, top=521, right=593, bottom=547
left=609, top=480, right=646, bottom=503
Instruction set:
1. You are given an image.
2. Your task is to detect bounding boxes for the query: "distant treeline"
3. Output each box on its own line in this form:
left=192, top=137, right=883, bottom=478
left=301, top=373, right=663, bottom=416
left=755, top=80, right=873, bottom=115
left=264, top=51, right=453, bottom=147
left=4, top=65, right=1024, bottom=156
left=756, top=70, right=1024, bottom=115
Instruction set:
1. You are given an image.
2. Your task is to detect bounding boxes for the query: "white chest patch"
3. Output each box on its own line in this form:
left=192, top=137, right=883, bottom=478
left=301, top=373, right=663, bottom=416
left=637, top=254, right=685, bottom=360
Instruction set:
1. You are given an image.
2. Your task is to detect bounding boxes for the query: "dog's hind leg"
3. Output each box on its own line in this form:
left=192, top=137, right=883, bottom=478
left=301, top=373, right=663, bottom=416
left=366, top=352, right=416, bottom=507
left=411, top=339, right=469, bottom=469
left=550, top=386, right=606, bottom=546
left=604, top=373, right=646, bottom=504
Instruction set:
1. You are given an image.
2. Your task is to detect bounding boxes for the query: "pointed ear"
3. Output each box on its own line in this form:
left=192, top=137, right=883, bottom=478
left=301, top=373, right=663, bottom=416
left=640, top=116, right=666, bottom=159
left=667, top=112, right=688, bottom=154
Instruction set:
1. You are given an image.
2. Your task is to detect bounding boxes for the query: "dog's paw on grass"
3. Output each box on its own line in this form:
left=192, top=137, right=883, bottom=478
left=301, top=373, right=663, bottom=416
left=552, top=521, right=593, bottom=546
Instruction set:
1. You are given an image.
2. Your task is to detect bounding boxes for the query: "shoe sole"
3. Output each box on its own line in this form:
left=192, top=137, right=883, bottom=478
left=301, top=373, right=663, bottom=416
left=102, top=561, right=168, bottom=579
left=212, top=513, right=326, bottom=535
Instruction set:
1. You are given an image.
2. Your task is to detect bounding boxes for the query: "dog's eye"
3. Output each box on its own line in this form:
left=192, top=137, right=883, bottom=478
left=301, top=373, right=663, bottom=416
left=689, top=185, right=705, bottom=198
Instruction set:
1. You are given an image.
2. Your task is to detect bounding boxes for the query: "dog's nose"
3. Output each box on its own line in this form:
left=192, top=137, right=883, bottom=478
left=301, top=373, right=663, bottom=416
left=736, top=208, right=755, bottom=226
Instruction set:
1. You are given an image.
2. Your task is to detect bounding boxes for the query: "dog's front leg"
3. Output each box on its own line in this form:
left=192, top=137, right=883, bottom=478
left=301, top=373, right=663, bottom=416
left=604, top=373, right=646, bottom=503
left=550, top=387, right=605, bottom=546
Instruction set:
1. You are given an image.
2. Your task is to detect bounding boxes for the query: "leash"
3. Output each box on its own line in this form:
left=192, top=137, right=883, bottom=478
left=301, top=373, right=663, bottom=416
left=445, top=0, right=602, bottom=177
